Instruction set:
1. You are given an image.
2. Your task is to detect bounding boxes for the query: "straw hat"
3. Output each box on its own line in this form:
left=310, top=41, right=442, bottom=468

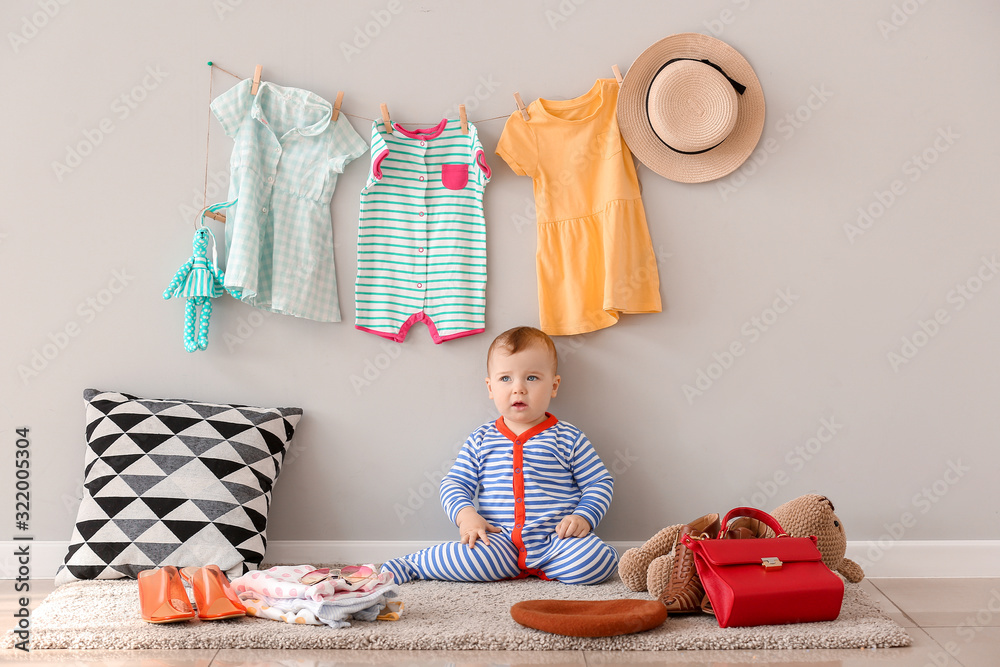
left=617, top=33, right=765, bottom=183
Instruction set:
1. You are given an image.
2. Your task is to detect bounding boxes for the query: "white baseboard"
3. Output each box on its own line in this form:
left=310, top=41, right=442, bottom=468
left=4, top=540, right=999, bottom=580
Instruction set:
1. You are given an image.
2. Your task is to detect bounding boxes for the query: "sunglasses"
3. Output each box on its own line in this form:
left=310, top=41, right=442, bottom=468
left=298, top=565, right=376, bottom=587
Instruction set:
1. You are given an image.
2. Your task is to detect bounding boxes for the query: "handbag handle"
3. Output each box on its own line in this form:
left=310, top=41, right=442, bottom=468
left=717, top=507, right=787, bottom=539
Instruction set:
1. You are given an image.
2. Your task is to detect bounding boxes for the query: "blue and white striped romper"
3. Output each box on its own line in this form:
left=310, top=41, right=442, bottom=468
left=381, top=414, right=618, bottom=585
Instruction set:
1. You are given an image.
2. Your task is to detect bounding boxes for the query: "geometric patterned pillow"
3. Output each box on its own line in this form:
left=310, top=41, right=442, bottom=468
left=54, top=389, right=303, bottom=587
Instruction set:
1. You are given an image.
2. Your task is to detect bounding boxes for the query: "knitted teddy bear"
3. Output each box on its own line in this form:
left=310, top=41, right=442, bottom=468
left=619, top=494, right=864, bottom=598
left=772, top=494, right=865, bottom=583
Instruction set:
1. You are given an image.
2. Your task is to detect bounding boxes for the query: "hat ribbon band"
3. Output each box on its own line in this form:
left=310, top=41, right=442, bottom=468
left=646, top=58, right=747, bottom=155
left=662, top=58, right=747, bottom=95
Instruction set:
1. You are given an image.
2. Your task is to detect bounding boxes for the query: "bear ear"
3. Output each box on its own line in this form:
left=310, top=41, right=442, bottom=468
left=818, top=495, right=835, bottom=511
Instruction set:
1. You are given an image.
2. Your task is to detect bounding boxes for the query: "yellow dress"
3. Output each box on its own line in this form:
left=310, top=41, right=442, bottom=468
left=496, top=79, right=662, bottom=335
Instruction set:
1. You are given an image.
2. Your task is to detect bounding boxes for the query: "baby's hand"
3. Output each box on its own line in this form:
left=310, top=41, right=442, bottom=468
left=456, top=507, right=501, bottom=549
left=556, top=514, right=591, bottom=539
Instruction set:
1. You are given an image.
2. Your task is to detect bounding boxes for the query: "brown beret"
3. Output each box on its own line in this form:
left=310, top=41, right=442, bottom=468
left=510, top=599, right=667, bottom=637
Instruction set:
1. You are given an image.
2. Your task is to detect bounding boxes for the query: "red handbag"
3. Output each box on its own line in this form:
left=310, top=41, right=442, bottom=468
left=681, top=507, right=844, bottom=628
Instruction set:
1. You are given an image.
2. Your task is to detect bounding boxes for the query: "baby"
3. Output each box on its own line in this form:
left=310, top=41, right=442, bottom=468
left=381, top=326, right=618, bottom=585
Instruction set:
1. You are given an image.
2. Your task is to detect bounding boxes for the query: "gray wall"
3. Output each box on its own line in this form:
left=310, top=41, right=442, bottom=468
left=4, top=1, right=998, bottom=547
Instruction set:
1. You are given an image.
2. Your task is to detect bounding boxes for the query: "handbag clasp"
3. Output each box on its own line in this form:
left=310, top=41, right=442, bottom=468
left=761, top=557, right=783, bottom=570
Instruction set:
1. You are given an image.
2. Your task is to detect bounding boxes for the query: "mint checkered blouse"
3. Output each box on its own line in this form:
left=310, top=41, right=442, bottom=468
left=211, top=79, right=368, bottom=322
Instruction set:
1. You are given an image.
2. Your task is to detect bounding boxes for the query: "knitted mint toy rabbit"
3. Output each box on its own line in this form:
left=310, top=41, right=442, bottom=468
left=163, top=228, right=228, bottom=352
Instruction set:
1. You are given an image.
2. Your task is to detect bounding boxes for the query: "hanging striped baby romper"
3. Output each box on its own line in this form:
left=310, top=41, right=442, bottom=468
left=381, top=414, right=619, bottom=585
left=355, top=118, right=491, bottom=343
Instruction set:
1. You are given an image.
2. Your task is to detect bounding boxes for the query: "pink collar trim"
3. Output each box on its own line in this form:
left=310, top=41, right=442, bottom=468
left=393, top=118, right=448, bottom=139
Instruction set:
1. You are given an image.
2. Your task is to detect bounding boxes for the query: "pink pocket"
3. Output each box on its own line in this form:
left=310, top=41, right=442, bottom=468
left=441, top=164, right=469, bottom=190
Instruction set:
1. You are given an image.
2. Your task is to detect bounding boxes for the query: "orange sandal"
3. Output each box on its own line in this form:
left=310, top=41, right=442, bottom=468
left=138, top=566, right=196, bottom=623
left=179, top=564, right=246, bottom=621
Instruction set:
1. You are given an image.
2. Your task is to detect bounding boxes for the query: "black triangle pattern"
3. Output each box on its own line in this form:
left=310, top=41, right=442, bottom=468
left=260, top=428, right=288, bottom=455
left=249, top=467, right=275, bottom=496
left=92, top=496, right=137, bottom=518
left=107, top=412, right=154, bottom=432
left=101, top=454, right=144, bottom=474
left=201, top=457, right=246, bottom=480
left=76, top=519, right=110, bottom=541
left=244, top=506, right=268, bottom=534
left=237, top=548, right=262, bottom=566
left=156, top=415, right=204, bottom=434
left=88, top=398, right=123, bottom=416
left=215, top=522, right=259, bottom=547
left=88, top=541, right=132, bottom=563
left=84, top=474, right=117, bottom=496
left=130, top=432, right=176, bottom=454
left=139, top=496, right=187, bottom=517
left=63, top=542, right=85, bottom=562
left=88, top=433, right=125, bottom=457
left=206, top=419, right=255, bottom=439
left=162, top=520, right=210, bottom=542
left=61, top=391, right=302, bottom=584
left=67, top=565, right=107, bottom=580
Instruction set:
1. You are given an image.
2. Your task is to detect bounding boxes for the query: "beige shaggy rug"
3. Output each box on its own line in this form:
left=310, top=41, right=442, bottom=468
left=2, top=574, right=909, bottom=651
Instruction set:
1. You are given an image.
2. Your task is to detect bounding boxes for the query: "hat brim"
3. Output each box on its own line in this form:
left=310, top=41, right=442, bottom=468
left=617, top=33, right=765, bottom=184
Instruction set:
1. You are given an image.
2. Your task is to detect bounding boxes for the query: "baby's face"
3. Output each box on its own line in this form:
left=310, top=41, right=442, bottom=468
left=485, top=343, right=560, bottom=434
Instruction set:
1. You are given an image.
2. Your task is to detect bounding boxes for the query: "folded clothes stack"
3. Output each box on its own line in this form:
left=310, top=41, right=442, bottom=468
left=230, top=564, right=402, bottom=628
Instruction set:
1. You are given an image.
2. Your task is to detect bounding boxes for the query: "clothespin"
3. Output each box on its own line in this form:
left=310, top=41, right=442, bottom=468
left=513, top=92, right=529, bottom=121
left=198, top=202, right=231, bottom=226
left=333, top=91, right=344, bottom=121
left=380, top=103, right=392, bottom=134
left=459, top=104, right=469, bottom=134
left=251, top=64, right=263, bottom=95
left=612, top=65, right=623, bottom=86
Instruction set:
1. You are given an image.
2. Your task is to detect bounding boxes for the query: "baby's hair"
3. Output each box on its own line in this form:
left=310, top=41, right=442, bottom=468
left=487, top=326, right=558, bottom=374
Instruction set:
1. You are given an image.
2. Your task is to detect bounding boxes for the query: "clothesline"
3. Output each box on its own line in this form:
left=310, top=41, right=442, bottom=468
left=209, top=62, right=510, bottom=126
left=200, top=61, right=511, bottom=222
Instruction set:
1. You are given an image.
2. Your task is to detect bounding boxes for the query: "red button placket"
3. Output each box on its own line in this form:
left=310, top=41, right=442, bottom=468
left=512, top=438, right=527, bottom=570
left=496, top=414, right=558, bottom=580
